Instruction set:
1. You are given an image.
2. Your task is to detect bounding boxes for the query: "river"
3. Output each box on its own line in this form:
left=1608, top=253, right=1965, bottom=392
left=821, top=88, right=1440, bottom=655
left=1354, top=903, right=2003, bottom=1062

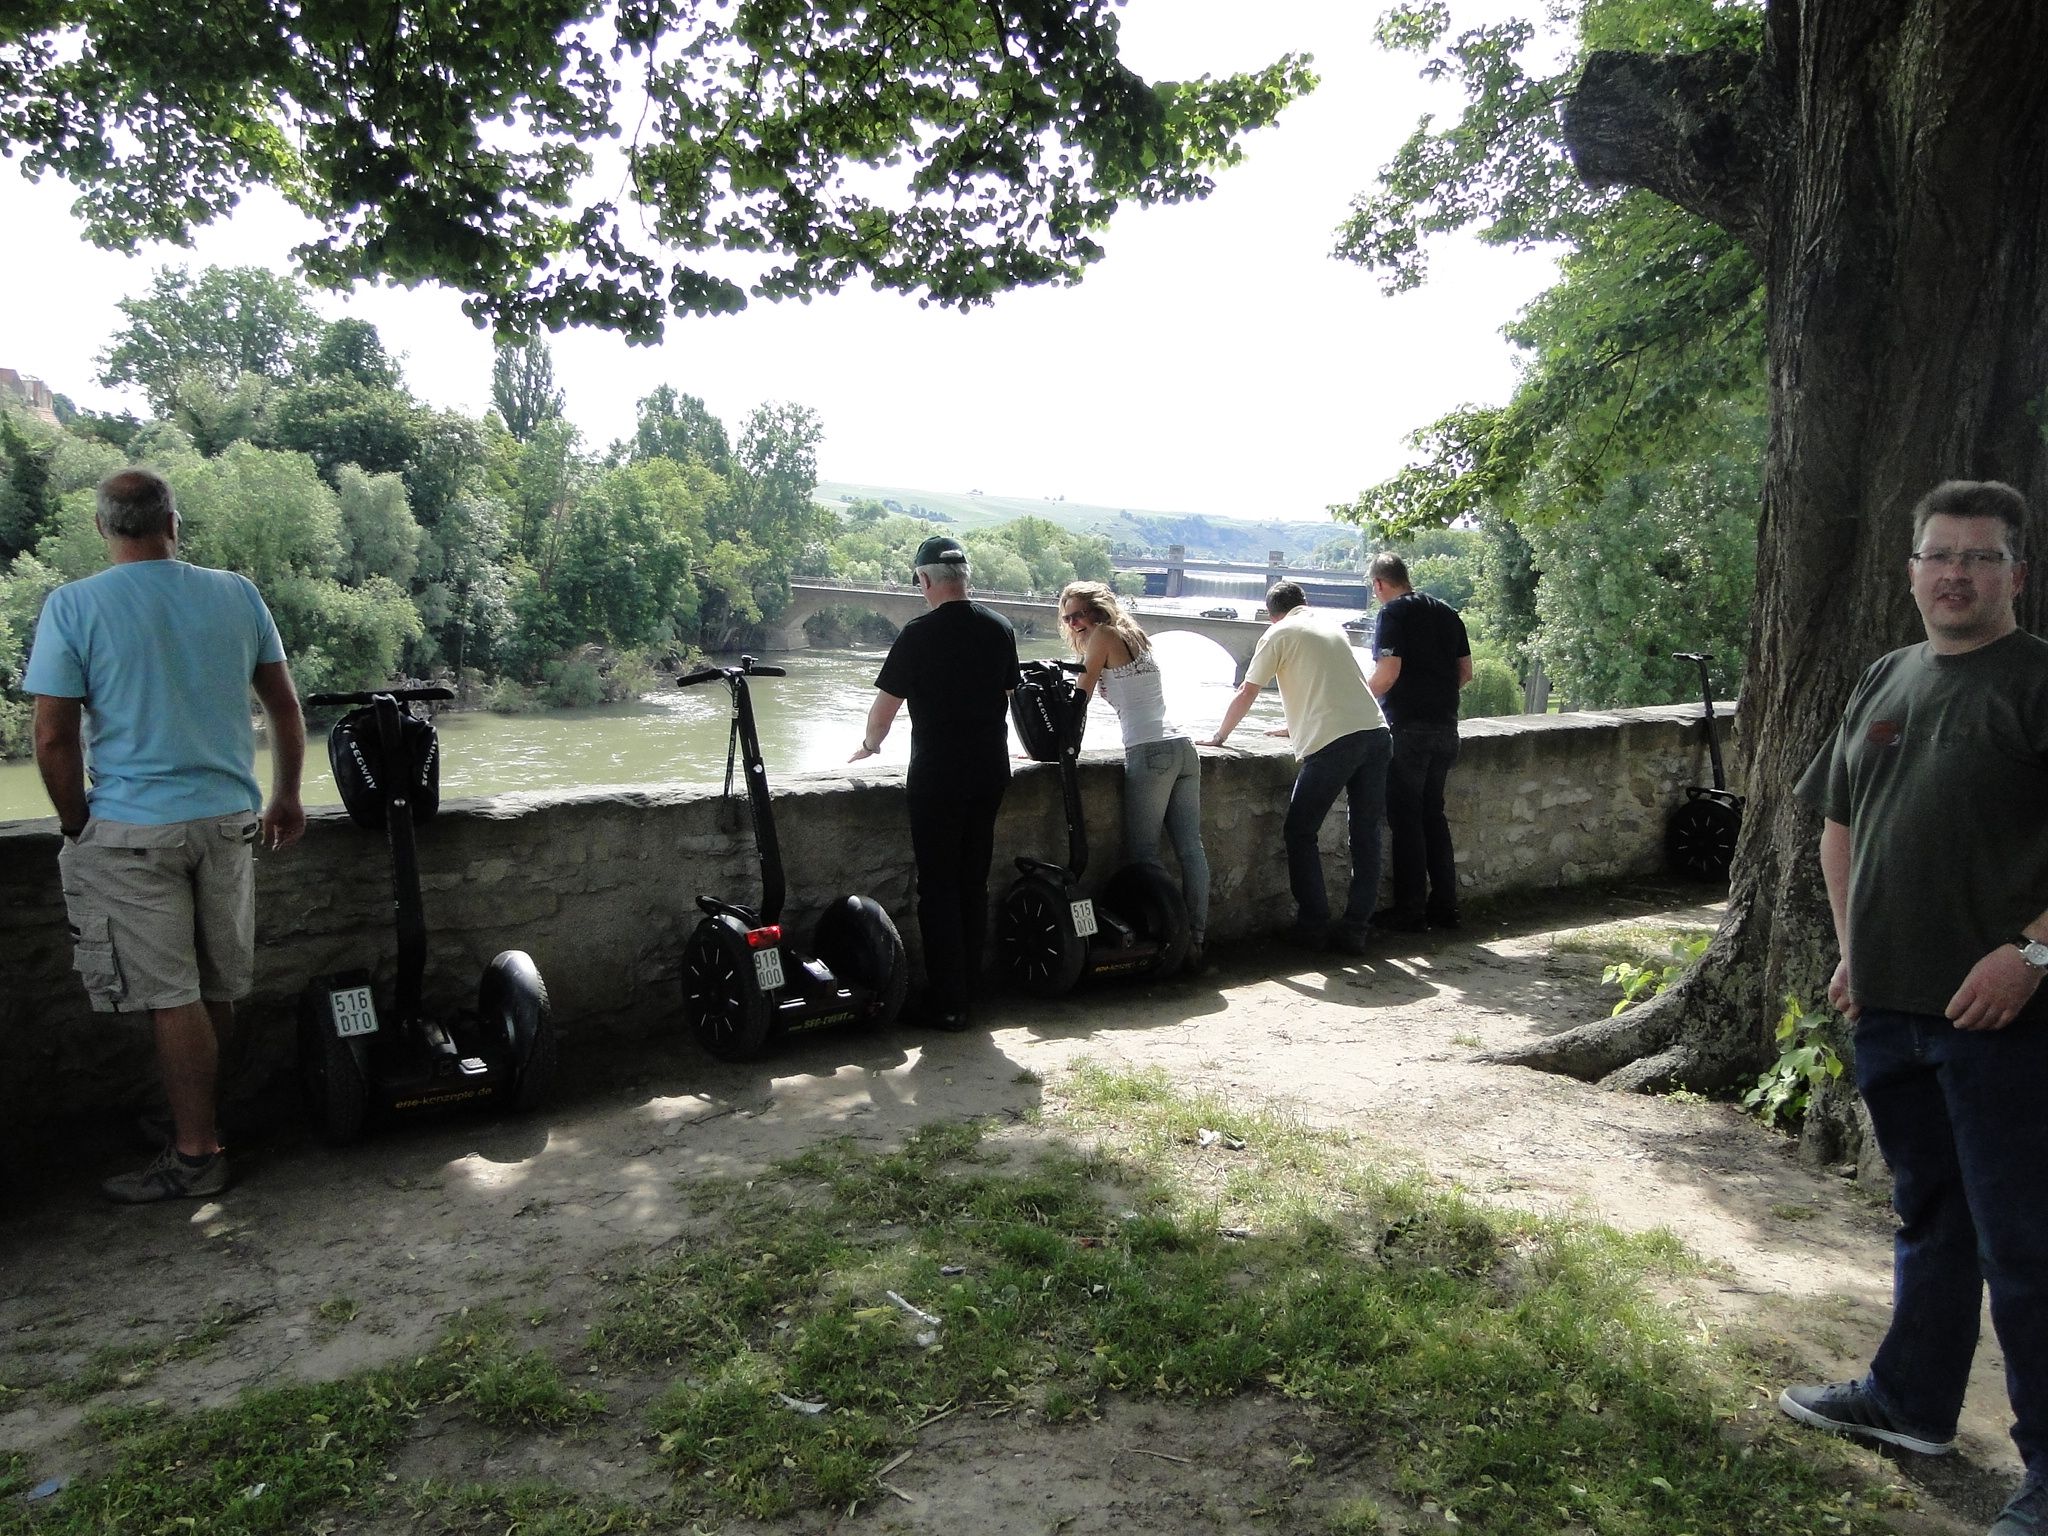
left=0, top=626, right=1300, bottom=825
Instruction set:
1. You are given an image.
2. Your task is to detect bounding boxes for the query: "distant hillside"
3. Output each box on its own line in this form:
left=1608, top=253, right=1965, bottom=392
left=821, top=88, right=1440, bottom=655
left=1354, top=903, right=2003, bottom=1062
left=814, top=480, right=1357, bottom=565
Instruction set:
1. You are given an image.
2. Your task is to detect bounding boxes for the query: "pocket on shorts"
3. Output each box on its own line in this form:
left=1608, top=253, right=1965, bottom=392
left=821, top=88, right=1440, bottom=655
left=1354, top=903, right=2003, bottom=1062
left=221, top=814, right=259, bottom=845
left=87, top=821, right=190, bottom=851
left=69, top=910, right=125, bottom=1002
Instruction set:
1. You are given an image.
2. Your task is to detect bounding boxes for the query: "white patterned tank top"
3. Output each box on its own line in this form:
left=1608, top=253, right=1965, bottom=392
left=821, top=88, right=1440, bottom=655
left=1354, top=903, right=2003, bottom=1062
left=1097, top=649, right=1176, bottom=749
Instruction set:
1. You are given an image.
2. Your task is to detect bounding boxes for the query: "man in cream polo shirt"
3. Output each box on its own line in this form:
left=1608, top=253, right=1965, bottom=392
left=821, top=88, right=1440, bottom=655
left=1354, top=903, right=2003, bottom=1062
left=26, top=467, right=306, bottom=1203
left=1204, top=580, right=1391, bottom=954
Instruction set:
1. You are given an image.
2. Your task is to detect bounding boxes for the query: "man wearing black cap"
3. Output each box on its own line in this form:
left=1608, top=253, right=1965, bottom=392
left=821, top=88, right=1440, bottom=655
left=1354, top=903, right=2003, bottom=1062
left=850, top=534, right=1018, bottom=1029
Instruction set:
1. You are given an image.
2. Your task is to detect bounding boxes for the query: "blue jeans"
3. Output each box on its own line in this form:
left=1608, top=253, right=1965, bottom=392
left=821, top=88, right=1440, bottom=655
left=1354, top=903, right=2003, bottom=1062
left=1123, top=736, right=1209, bottom=943
left=1386, top=723, right=1461, bottom=920
left=1855, top=1007, right=2048, bottom=1468
left=1283, top=727, right=1390, bottom=930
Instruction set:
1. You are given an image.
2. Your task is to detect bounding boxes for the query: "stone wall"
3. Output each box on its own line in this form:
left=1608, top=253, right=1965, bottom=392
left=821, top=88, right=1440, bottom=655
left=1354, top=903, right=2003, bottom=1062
left=0, top=702, right=1735, bottom=1138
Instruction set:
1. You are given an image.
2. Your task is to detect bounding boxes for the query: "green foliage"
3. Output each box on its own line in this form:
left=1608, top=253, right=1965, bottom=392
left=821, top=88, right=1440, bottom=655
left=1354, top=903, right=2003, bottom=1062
left=308, top=319, right=401, bottom=389
left=1340, top=3, right=1767, bottom=709
left=268, top=376, right=425, bottom=487
left=167, top=372, right=273, bottom=457
left=95, top=266, right=326, bottom=415
left=1742, top=996, right=1846, bottom=1130
left=333, top=467, right=425, bottom=588
left=1461, top=657, right=1520, bottom=718
left=0, top=409, right=59, bottom=561
left=490, top=339, right=564, bottom=443
left=1603, top=933, right=1710, bottom=1015
left=630, top=386, right=729, bottom=473
left=3, top=4, right=1312, bottom=339
left=1524, top=440, right=1756, bottom=707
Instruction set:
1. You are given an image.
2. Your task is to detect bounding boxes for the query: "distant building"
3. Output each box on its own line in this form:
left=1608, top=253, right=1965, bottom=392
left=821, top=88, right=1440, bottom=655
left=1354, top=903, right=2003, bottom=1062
left=0, top=367, right=59, bottom=425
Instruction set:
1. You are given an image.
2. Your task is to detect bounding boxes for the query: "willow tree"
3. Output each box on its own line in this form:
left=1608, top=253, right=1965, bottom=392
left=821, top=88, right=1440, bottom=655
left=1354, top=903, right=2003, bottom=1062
left=1349, top=0, right=2048, bottom=1099
left=0, top=1, right=1310, bottom=338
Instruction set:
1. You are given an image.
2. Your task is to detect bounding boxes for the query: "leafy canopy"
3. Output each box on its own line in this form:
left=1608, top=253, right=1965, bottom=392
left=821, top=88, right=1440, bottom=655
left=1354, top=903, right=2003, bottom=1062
left=1336, top=1, right=1765, bottom=538
left=2, top=1, right=1313, bottom=339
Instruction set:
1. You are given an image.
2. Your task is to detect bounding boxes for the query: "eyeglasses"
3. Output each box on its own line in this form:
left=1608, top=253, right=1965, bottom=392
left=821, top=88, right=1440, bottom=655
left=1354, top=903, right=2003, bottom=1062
left=1911, top=548, right=2013, bottom=569
left=1060, top=611, right=1089, bottom=627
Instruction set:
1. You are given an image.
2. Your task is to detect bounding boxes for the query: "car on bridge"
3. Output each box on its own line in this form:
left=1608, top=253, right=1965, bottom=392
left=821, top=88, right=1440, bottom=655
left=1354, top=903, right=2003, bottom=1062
left=1199, top=606, right=1239, bottom=620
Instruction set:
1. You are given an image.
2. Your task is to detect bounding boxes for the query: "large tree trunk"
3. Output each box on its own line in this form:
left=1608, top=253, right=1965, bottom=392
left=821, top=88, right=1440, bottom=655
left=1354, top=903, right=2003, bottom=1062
left=1490, top=0, right=2048, bottom=1096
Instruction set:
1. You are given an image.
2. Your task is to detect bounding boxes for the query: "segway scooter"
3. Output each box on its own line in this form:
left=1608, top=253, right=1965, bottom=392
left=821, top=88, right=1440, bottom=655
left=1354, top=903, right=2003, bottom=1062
left=1665, top=651, right=1745, bottom=882
left=298, top=686, right=556, bottom=1143
left=676, top=657, right=908, bottom=1060
left=997, top=659, right=1192, bottom=994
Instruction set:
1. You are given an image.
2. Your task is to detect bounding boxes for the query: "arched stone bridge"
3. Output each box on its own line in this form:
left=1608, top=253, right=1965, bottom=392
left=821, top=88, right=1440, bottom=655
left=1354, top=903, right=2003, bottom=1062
left=771, top=580, right=1289, bottom=681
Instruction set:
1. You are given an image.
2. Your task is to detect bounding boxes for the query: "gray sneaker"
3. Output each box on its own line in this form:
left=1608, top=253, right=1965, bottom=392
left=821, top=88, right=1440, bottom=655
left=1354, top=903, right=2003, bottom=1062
left=101, top=1146, right=232, bottom=1205
left=1777, top=1380, right=1954, bottom=1455
left=1992, top=1474, right=2048, bottom=1535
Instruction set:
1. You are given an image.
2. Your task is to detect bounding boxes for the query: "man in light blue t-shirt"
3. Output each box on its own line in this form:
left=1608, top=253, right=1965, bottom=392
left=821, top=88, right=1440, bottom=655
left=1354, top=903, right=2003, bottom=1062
left=25, top=467, right=306, bottom=1204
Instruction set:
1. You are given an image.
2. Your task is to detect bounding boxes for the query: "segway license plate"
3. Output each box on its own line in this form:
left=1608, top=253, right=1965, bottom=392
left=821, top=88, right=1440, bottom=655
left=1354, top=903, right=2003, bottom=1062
left=329, top=984, right=380, bottom=1038
left=753, top=946, right=786, bottom=991
left=1070, top=899, right=1099, bottom=938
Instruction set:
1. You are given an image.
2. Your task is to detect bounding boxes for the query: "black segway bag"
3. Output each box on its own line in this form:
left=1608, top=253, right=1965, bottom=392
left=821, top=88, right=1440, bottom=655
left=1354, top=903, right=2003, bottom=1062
left=1010, top=660, right=1088, bottom=763
left=329, top=705, right=441, bottom=829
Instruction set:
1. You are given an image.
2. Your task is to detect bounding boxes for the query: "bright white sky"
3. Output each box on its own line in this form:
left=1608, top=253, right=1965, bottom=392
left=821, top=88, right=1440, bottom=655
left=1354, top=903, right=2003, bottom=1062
left=0, top=2, right=1564, bottom=523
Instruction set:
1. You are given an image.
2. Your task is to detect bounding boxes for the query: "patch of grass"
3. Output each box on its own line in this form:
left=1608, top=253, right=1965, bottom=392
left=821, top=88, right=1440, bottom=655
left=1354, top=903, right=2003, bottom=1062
left=437, top=1310, right=605, bottom=1430
left=1771, top=1203, right=1818, bottom=1222
left=1553, top=922, right=1716, bottom=967
left=82, top=1401, right=171, bottom=1440
left=1328, top=1494, right=1387, bottom=1533
left=586, top=1064, right=1896, bottom=1533
left=1450, top=1031, right=1484, bottom=1049
left=0, top=1453, right=29, bottom=1500
left=0, top=1315, right=600, bottom=1535
left=46, top=1307, right=252, bottom=1403
left=315, top=1296, right=359, bottom=1326
left=400, top=1479, right=652, bottom=1535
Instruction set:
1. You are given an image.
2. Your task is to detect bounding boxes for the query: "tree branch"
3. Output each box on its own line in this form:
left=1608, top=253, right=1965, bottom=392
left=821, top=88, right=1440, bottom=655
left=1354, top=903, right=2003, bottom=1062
left=1562, top=46, right=1776, bottom=257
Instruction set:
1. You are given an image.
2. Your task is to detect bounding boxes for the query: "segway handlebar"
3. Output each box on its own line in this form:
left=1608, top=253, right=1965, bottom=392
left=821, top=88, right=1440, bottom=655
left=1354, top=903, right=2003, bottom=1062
left=676, top=659, right=789, bottom=688
left=306, top=686, right=455, bottom=707
left=1671, top=651, right=1710, bottom=664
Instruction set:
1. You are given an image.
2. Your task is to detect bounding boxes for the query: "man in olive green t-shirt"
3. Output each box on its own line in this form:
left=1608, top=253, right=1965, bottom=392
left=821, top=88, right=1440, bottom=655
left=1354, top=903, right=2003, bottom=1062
left=1780, top=480, right=2048, bottom=1536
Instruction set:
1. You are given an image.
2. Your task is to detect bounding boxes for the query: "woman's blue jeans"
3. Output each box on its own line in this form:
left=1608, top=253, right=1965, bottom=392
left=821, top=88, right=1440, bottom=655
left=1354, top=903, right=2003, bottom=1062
left=1855, top=1007, right=2048, bottom=1468
left=1282, top=727, right=1391, bottom=930
left=1122, top=735, right=1209, bottom=943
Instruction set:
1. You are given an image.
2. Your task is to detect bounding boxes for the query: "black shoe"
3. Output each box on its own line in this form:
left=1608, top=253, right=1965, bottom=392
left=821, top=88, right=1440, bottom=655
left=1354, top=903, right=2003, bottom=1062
left=1327, top=925, right=1372, bottom=957
left=1374, top=909, right=1430, bottom=933
left=1426, top=908, right=1462, bottom=930
left=907, top=988, right=973, bottom=1032
left=1280, top=922, right=1328, bottom=950
left=1776, top=1381, right=1954, bottom=1455
left=102, top=1146, right=232, bottom=1204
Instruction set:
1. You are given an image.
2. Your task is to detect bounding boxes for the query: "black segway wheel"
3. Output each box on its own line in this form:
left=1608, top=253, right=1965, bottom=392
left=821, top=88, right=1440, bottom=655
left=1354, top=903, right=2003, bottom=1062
left=1102, top=864, right=1193, bottom=979
left=682, top=916, right=774, bottom=1060
left=479, top=950, right=556, bottom=1113
left=1666, top=795, right=1742, bottom=883
left=999, top=874, right=1088, bottom=997
left=811, top=895, right=909, bottom=1027
left=297, top=982, right=370, bottom=1145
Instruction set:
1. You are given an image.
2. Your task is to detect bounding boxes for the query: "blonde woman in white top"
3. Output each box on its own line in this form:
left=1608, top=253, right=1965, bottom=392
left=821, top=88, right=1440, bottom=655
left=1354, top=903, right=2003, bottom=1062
left=1057, top=581, right=1209, bottom=959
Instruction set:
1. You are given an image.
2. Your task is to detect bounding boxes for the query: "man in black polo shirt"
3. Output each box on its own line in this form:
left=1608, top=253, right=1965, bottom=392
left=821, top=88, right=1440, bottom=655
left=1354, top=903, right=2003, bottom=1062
left=850, top=535, right=1018, bottom=1029
left=1367, top=553, right=1471, bottom=930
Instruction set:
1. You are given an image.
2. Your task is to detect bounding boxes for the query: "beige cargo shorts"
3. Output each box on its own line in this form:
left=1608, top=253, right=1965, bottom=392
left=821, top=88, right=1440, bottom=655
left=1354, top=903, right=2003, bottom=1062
left=57, top=812, right=261, bottom=1013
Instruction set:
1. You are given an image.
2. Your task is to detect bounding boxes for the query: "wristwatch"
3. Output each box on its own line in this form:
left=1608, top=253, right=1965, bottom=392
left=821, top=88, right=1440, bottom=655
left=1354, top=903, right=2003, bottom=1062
left=2015, top=936, right=2048, bottom=969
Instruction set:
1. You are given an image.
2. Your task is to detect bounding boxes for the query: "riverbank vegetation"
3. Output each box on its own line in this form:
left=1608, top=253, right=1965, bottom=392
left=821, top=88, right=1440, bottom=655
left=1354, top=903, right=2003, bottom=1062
left=0, top=268, right=1117, bottom=758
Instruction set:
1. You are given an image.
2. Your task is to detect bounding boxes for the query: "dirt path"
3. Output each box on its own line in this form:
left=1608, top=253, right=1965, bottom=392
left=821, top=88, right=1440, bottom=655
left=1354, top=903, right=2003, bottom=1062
left=0, top=883, right=2022, bottom=1531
